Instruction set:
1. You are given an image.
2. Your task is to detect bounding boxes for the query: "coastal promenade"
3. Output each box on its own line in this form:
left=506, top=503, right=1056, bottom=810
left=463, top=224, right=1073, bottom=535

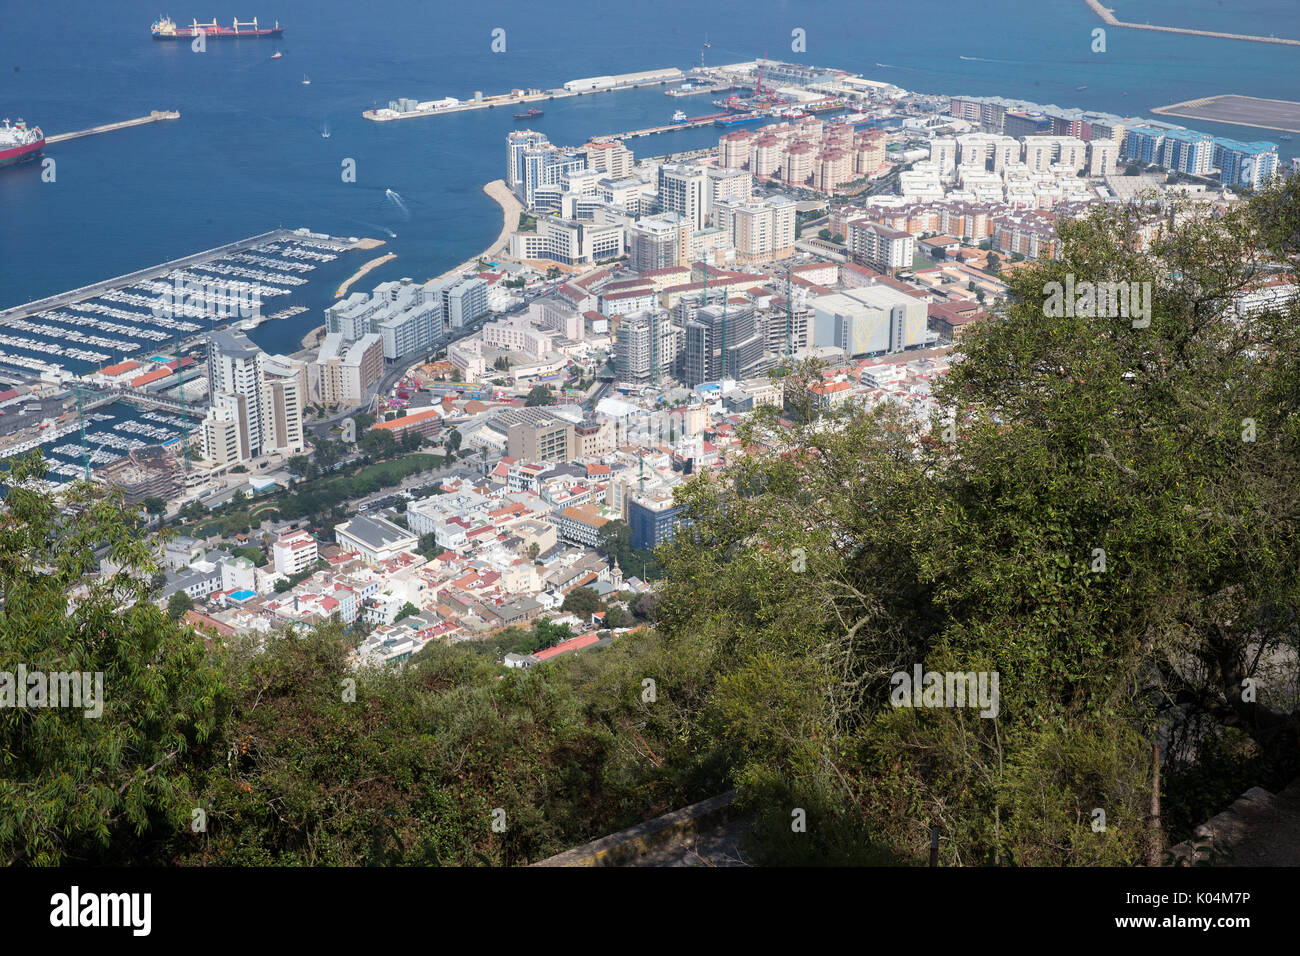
left=1085, top=0, right=1300, bottom=46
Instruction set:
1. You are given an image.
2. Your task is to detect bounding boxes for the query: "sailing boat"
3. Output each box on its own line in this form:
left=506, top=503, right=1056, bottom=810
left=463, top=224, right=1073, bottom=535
left=302, top=73, right=311, bottom=85
left=270, top=51, right=282, bottom=59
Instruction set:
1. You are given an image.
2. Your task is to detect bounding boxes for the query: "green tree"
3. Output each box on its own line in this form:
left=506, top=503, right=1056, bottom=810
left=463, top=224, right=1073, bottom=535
left=0, top=454, right=227, bottom=865
left=394, top=602, right=420, bottom=623
left=531, top=618, right=574, bottom=652
left=653, top=178, right=1300, bottom=866
left=561, top=586, right=601, bottom=617
left=166, top=590, right=194, bottom=620
left=142, top=497, right=167, bottom=516
left=525, top=386, right=556, bottom=407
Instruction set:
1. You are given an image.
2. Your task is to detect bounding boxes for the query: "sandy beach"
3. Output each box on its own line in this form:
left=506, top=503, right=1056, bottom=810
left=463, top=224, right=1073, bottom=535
left=427, top=180, right=523, bottom=286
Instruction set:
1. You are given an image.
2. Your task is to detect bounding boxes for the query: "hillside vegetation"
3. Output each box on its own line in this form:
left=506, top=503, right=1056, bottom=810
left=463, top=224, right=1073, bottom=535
left=2, top=176, right=1297, bottom=866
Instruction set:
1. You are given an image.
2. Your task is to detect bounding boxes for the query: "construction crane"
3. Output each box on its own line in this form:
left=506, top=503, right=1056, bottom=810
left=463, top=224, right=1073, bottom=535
left=720, top=283, right=729, bottom=381
left=75, top=387, right=90, bottom=482
left=785, top=264, right=794, bottom=356
left=174, top=340, right=191, bottom=472
left=754, top=54, right=768, bottom=99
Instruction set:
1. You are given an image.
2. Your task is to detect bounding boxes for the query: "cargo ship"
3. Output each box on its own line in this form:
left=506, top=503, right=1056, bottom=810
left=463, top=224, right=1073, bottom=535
left=714, top=112, right=764, bottom=127
left=0, top=118, right=44, bottom=168
left=513, top=107, right=543, bottom=121
left=151, top=16, right=283, bottom=39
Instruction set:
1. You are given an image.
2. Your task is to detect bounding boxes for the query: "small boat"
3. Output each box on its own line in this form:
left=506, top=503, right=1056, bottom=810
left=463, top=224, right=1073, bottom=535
left=1076, top=85, right=1087, bottom=91
left=271, top=51, right=282, bottom=59
left=672, top=109, right=687, bottom=123
left=1280, top=134, right=1294, bottom=141
left=321, top=123, right=331, bottom=139
left=302, top=74, right=311, bottom=85
left=513, top=107, right=542, bottom=121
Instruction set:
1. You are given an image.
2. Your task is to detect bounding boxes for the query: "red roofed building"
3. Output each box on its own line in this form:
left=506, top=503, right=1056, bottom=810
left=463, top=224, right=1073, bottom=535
left=92, top=360, right=146, bottom=386
left=370, top=406, right=444, bottom=441
left=532, top=632, right=601, bottom=662
left=129, top=367, right=175, bottom=389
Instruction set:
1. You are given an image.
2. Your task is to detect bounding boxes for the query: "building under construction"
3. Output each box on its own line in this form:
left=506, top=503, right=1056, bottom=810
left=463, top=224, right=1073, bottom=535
left=93, top=445, right=186, bottom=506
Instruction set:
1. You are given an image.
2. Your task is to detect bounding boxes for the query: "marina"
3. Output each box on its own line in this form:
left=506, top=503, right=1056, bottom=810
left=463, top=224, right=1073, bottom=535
left=0, top=229, right=367, bottom=381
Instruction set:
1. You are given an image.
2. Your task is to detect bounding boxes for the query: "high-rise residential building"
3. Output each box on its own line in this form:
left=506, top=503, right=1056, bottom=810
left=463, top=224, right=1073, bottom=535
left=928, top=138, right=958, bottom=182
left=682, top=302, right=767, bottom=386
left=845, top=220, right=916, bottom=273
left=200, top=403, right=243, bottom=468
left=507, top=130, right=550, bottom=194
left=1088, top=140, right=1118, bottom=176
left=783, top=142, right=816, bottom=185
left=705, top=167, right=753, bottom=220
left=614, top=309, right=675, bottom=385
left=202, top=329, right=305, bottom=465
left=207, top=329, right=267, bottom=459
left=629, top=214, right=685, bottom=273
left=813, top=148, right=854, bottom=192
left=1215, top=138, right=1279, bottom=189
left=854, top=129, right=887, bottom=176
left=519, top=143, right=584, bottom=208
left=719, top=129, right=757, bottom=168
left=712, top=194, right=797, bottom=265
left=442, top=276, right=490, bottom=329
left=658, top=163, right=709, bottom=230
left=311, top=332, right=384, bottom=407
left=748, top=134, right=784, bottom=177
left=1158, top=128, right=1216, bottom=175
left=1125, top=126, right=1167, bottom=164
left=581, top=139, right=634, bottom=179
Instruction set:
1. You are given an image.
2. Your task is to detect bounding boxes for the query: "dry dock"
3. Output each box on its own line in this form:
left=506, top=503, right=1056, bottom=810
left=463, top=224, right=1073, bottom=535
left=45, top=110, right=180, bottom=145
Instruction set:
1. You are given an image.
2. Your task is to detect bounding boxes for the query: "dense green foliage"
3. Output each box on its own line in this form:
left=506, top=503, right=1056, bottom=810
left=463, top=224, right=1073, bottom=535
left=3, top=177, right=1297, bottom=866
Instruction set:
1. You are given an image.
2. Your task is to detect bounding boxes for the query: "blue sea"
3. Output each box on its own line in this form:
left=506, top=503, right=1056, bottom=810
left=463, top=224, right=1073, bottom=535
left=2, top=0, right=1298, bottom=354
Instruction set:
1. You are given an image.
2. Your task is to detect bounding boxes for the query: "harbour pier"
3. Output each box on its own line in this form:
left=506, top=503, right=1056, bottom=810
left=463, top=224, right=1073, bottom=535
left=1085, top=0, right=1300, bottom=46
left=45, top=110, right=181, bottom=145
left=0, top=229, right=292, bottom=324
left=362, top=68, right=686, bottom=123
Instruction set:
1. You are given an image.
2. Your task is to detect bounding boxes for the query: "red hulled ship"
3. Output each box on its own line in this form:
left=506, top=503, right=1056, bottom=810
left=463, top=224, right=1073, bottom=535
left=151, top=16, right=283, bottom=39
left=0, top=118, right=44, bottom=168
